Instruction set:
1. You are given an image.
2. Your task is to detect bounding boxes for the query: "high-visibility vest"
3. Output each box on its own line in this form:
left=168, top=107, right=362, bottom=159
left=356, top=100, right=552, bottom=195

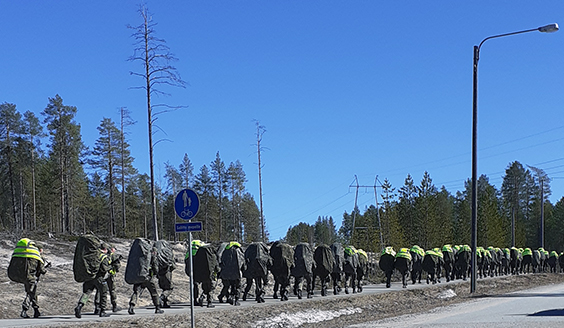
left=12, top=238, right=43, bottom=263
left=381, top=246, right=396, bottom=257
left=442, top=245, right=453, bottom=253
left=225, top=241, right=241, bottom=250
left=345, top=246, right=357, bottom=256
left=410, top=245, right=425, bottom=257
left=396, top=248, right=412, bottom=260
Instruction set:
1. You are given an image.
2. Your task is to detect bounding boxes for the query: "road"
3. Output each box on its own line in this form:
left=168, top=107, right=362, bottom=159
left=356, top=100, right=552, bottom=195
left=348, top=282, right=564, bottom=328
left=0, top=281, right=431, bottom=327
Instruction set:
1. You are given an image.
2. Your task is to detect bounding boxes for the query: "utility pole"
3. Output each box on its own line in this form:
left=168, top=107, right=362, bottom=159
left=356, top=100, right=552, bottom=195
left=540, top=178, right=544, bottom=249
left=349, top=175, right=382, bottom=248
left=374, top=176, right=384, bottom=249
left=350, top=175, right=359, bottom=242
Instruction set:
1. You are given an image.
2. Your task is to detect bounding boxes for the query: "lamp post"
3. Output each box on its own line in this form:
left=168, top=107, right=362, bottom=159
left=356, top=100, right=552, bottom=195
left=471, top=23, right=558, bottom=293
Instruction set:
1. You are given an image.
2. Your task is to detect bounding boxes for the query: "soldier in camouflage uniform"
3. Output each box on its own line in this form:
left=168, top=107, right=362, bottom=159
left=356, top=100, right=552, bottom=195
left=8, top=239, right=48, bottom=318
left=128, top=246, right=163, bottom=315
left=94, top=244, right=122, bottom=313
left=74, top=243, right=111, bottom=318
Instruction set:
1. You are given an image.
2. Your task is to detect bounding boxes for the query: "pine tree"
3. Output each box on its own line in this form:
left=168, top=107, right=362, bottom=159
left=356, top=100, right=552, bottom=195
left=90, top=118, right=121, bottom=236
left=227, top=160, right=246, bottom=241
left=398, top=174, right=418, bottom=245
left=501, top=161, right=534, bottom=247
left=477, top=175, right=505, bottom=247
left=0, top=102, right=23, bottom=230
left=42, top=95, right=86, bottom=233
left=118, top=107, right=136, bottom=236
left=179, top=153, right=194, bottom=189
left=453, top=182, right=471, bottom=245
left=22, top=110, right=45, bottom=230
left=210, top=152, right=227, bottom=241
left=240, top=192, right=261, bottom=242
left=415, top=171, right=438, bottom=248
left=435, top=186, right=455, bottom=246
left=194, top=165, right=215, bottom=241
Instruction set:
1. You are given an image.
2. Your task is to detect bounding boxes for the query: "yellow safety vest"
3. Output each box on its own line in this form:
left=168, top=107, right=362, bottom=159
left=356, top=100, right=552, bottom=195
left=396, top=248, right=412, bottom=260
left=12, top=238, right=44, bottom=263
left=225, top=241, right=241, bottom=250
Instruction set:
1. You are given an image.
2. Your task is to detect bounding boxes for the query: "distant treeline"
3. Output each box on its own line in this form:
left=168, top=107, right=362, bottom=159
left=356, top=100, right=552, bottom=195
left=286, top=168, right=564, bottom=253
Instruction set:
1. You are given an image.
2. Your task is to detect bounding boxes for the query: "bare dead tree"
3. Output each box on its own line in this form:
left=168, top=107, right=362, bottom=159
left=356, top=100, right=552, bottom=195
left=254, top=120, right=267, bottom=242
left=128, top=5, right=186, bottom=241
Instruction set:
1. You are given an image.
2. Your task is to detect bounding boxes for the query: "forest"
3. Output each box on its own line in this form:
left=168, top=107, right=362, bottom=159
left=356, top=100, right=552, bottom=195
left=285, top=168, right=564, bottom=253
left=2, top=97, right=563, bottom=252
left=0, top=98, right=262, bottom=243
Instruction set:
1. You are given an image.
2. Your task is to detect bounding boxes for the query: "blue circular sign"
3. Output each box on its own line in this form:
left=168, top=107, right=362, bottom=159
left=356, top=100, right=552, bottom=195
left=175, top=189, right=200, bottom=220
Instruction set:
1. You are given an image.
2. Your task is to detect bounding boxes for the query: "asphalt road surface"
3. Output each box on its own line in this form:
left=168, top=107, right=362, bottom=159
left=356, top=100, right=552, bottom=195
left=348, top=282, right=564, bottom=328
left=0, top=281, right=431, bottom=327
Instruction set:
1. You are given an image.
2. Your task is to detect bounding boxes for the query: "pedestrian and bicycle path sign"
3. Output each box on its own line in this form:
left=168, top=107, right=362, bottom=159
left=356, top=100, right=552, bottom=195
left=174, top=188, right=202, bottom=233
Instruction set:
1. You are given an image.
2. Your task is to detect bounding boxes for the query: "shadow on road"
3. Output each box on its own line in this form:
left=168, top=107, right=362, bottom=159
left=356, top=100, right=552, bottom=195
left=528, top=309, right=564, bottom=317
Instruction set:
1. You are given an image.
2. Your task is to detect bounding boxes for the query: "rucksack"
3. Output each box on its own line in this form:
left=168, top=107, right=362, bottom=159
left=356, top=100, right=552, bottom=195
left=187, top=244, right=218, bottom=282
left=155, top=240, right=174, bottom=275
left=73, top=234, right=103, bottom=283
left=292, top=242, right=314, bottom=277
left=8, top=238, right=44, bottom=283
left=125, top=238, right=154, bottom=285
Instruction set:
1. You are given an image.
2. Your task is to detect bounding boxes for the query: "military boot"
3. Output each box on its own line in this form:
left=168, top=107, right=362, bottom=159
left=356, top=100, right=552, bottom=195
left=207, top=294, right=215, bottom=308
left=198, top=295, right=204, bottom=307
left=74, top=303, right=84, bottom=319
left=21, top=303, right=30, bottom=318
left=161, top=294, right=171, bottom=308
left=33, top=308, right=41, bottom=318
left=94, top=303, right=100, bottom=315
left=112, top=302, right=122, bottom=312
left=99, top=310, right=110, bottom=317
left=280, top=288, right=288, bottom=301
left=153, top=296, right=164, bottom=314
left=128, top=304, right=135, bottom=315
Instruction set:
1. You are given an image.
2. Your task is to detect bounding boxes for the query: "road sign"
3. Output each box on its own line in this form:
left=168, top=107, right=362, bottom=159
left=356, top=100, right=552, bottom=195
left=174, top=188, right=200, bottom=220
left=175, top=222, right=203, bottom=233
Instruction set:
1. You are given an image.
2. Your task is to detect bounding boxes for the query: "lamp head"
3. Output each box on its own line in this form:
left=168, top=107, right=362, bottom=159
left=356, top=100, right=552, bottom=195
left=538, top=23, right=559, bottom=33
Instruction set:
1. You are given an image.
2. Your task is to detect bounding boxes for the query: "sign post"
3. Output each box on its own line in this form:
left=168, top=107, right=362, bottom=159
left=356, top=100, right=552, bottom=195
left=174, top=189, right=200, bottom=328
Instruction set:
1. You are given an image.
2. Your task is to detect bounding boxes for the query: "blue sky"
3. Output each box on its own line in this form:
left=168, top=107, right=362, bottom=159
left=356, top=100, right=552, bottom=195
left=1, top=2, right=563, bottom=241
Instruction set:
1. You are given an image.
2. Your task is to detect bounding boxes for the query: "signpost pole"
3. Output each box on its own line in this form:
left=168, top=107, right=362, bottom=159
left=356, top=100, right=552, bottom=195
left=188, top=229, right=195, bottom=328
left=174, top=188, right=200, bottom=328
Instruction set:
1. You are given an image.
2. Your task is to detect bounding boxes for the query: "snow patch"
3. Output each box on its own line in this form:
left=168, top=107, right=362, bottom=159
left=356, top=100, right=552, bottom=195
left=252, top=307, right=362, bottom=328
left=437, top=289, right=456, bottom=299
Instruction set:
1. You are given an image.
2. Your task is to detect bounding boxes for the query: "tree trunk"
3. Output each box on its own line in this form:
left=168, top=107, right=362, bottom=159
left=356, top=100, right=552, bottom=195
left=31, top=134, right=37, bottom=230
left=120, top=108, right=127, bottom=235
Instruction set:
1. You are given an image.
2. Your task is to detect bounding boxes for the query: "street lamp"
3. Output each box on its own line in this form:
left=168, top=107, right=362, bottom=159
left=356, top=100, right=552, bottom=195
left=471, top=23, right=558, bottom=293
